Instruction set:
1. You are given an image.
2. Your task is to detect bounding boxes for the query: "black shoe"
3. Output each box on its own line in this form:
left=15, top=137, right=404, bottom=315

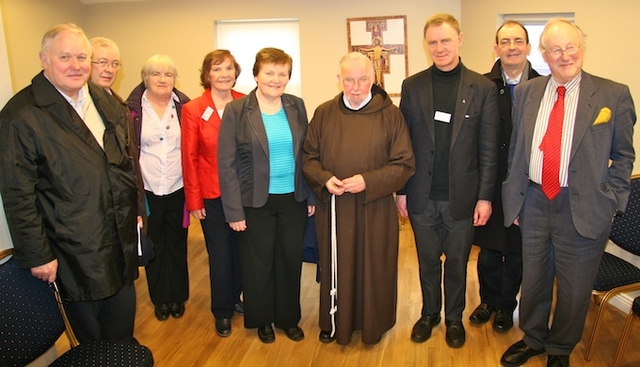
left=169, top=302, right=185, bottom=318
left=258, top=325, right=275, bottom=343
left=234, top=301, right=244, bottom=316
left=319, top=330, right=336, bottom=343
left=493, top=310, right=514, bottom=332
left=281, top=326, right=304, bottom=341
left=469, top=303, right=495, bottom=324
left=445, top=320, right=465, bottom=348
left=501, top=340, right=544, bottom=367
left=547, top=355, right=569, bottom=367
left=215, top=317, right=232, bottom=337
left=154, top=304, right=170, bottom=321
left=411, top=313, right=441, bottom=343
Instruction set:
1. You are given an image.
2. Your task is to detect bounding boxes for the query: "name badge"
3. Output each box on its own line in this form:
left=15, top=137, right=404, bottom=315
left=201, top=106, right=214, bottom=121
left=434, top=111, right=452, bottom=123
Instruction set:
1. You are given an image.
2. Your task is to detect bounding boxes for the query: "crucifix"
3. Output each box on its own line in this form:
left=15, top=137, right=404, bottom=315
left=351, top=19, right=404, bottom=89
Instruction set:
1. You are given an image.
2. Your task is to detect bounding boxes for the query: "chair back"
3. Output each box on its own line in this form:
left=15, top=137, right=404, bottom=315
left=609, top=175, right=640, bottom=257
left=0, top=252, right=65, bottom=367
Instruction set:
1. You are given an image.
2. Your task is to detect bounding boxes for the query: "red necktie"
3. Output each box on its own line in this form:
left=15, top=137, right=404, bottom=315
left=540, top=86, right=566, bottom=200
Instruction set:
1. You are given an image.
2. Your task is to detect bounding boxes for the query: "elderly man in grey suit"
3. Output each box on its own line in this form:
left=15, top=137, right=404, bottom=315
left=396, top=13, right=499, bottom=348
left=500, top=18, right=636, bottom=367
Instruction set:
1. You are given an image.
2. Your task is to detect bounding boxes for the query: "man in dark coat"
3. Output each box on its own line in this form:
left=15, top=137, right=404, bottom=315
left=470, top=21, right=541, bottom=333
left=0, top=23, right=140, bottom=343
left=396, top=13, right=499, bottom=349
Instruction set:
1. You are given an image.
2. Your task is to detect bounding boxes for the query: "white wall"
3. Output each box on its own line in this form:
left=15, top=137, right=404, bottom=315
left=0, top=3, right=12, bottom=108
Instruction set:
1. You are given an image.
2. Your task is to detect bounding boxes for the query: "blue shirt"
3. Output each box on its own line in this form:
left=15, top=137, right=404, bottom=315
left=263, top=109, right=295, bottom=194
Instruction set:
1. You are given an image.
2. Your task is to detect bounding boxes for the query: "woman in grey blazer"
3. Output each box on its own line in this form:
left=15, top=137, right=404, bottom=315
left=218, top=48, right=315, bottom=344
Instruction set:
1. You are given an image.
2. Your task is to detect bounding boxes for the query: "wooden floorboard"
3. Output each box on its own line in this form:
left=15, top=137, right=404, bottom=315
left=55, top=219, right=640, bottom=366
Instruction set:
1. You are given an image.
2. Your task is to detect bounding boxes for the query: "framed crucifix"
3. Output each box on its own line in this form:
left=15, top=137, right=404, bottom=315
left=347, top=15, right=408, bottom=97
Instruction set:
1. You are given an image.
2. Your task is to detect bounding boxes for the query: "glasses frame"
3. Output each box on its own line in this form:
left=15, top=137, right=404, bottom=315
left=91, top=59, right=121, bottom=69
left=544, top=45, right=580, bottom=58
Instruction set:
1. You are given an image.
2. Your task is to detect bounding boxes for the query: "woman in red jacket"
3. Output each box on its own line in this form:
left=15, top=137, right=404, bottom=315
left=181, top=50, right=244, bottom=337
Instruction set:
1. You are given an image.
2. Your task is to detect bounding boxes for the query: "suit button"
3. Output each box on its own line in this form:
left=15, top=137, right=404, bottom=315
left=428, top=171, right=432, bottom=176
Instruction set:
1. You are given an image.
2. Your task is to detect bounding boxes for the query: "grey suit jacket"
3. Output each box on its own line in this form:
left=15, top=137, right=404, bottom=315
left=218, top=89, right=312, bottom=223
left=502, top=72, right=636, bottom=239
left=399, top=64, right=500, bottom=220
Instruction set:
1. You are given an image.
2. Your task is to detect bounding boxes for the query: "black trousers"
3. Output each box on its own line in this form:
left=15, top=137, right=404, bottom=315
left=145, top=189, right=189, bottom=306
left=65, top=283, right=136, bottom=343
left=237, top=194, right=307, bottom=329
left=477, top=247, right=522, bottom=312
left=409, top=199, right=474, bottom=321
left=201, top=198, right=242, bottom=319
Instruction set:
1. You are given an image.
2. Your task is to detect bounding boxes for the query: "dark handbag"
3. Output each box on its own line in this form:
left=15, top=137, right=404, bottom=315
left=137, top=223, right=155, bottom=266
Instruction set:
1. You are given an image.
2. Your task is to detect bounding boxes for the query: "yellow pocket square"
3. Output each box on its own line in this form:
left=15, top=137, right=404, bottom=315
left=593, top=107, right=611, bottom=125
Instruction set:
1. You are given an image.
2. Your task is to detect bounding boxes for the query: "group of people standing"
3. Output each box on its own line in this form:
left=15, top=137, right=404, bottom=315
left=0, top=10, right=635, bottom=367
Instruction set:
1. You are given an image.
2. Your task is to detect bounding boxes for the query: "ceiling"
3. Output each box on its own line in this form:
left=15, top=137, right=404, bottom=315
left=79, top=0, right=149, bottom=4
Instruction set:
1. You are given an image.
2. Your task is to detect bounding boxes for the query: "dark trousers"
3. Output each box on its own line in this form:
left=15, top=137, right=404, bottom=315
left=477, top=247, right=522, bottom=312
left=410, top=199, right=474, bottom=321
left=237, top=194, right=306, bottom=329
left=201, top=198, right=242, bottom=319
left=519, top=183, right=609, bottom=355
left=65, top=283, right=136, bottom=343
left=145, top=189, right=189, bottom=306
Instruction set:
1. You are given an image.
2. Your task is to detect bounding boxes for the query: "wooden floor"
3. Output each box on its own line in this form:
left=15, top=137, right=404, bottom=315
left=55, top=219, right=640, bottom=366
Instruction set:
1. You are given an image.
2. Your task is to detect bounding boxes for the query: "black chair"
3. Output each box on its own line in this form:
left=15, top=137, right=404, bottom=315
left=0, top=249, right=154, bottom=367
left=613, top=296, right=640, bottom=367
left=584, top=174, right=640, bottom=361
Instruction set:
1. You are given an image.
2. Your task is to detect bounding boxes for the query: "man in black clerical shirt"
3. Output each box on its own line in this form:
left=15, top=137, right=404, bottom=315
left=396, top=13, right=499, bottom=348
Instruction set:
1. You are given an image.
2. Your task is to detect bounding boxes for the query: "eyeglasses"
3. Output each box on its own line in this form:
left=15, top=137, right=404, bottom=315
left=544, top=45, right=580, bottom=58
left=91, top=60, right=121, bottom=69
left=498, top=38, right=526, bottom=47
left=343, top=76, right=370, bottom=87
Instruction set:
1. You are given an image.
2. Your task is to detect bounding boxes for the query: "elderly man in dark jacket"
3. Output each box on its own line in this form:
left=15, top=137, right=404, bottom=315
left=0, top=23, right=140, bottom=343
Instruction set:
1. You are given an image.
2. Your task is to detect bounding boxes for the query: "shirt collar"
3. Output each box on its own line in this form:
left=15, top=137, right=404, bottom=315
left=342, top=90, right=373, bottom=110
left=550, top=71, right=582, bottom=95
left=141, top=88, right=180, bottom=105
left=46, top=76, right=88, bottom=105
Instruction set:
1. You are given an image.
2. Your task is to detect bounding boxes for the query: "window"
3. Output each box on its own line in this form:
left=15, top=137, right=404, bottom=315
left=216, top=19, right=302, bottom=97
left=500, top=13, right=575, bottom=76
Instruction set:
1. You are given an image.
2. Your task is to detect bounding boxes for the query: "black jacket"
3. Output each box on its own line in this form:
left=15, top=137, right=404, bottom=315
left=0, top=72, right=139, bottom=301
left=473, top=59, right=541, bottom=252
left=217, top=89, right=314, bottom=222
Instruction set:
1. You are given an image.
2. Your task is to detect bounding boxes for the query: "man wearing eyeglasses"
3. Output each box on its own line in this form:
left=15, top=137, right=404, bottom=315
left=90, top=37, right=122, bottom=95
left=90, top=37, right=146, bottom=232
left=302, top=52, right=415, bottom=345
left=396, top=13, right=499, bottom=348
left=501, top=18, right=635, bottom=367
left=470, top=21, right=541, bottom=335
